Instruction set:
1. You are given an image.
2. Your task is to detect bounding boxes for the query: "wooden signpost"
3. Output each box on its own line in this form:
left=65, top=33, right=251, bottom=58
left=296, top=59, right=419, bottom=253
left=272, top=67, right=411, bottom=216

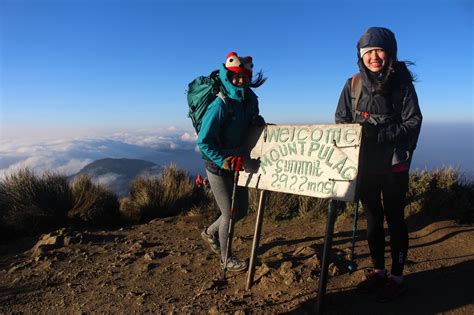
left=238, top=124, right=362, bottom=313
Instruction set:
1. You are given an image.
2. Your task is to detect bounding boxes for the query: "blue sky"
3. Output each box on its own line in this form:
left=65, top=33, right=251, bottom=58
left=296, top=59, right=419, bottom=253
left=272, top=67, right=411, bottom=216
left=1, top=0, right=473, bottom=136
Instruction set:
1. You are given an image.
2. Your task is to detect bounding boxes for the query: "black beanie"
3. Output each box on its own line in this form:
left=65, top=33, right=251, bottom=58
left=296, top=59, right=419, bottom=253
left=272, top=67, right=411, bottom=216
left=357, top=27, right=398, bottom=58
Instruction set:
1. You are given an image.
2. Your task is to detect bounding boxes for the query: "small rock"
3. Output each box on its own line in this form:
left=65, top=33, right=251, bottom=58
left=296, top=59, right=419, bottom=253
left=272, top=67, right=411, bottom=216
left=200, top=280, right=217, bottom=292
left=32, top=246, right=48, bottom=260
left=64, top=235, right=81, bottom=246
left=150, top=218, right=165, bottom=224
left=283, top=271, right=297, bottom=286
left=293, top=246, right=316, bottom=257
left=30, top=232, right=67, bottom=259
left=305, top=254, right=321, bottom=269
left=112, top=285, right=123, bottom=293
left=131, top=242, right=143, bottom=251
left=119, top=253, right=135, bottom=261
left=142, top=263, right=157, bottom=272
left=255, top=263, right=271, bottom=280
left=11, top=277, right=23, bottom=285
left=143, top=253, right=154, bottom=261
left=329, top=262, right=339, bottom=276
left=208, top=306, right=219, bottom=315
left=279, top=262, right=297, bottom=285
left=344, top=248, right=356, bottom=261
left=200, top=277, right=228, bottom=293
left=280, top=261, right=293, bottom=271
left=8, top=264, right=23, bottom=273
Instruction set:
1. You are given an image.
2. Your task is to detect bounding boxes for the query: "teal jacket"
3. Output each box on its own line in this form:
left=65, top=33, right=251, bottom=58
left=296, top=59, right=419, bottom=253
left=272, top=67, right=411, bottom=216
left=197, top=64, right=259, bottom=168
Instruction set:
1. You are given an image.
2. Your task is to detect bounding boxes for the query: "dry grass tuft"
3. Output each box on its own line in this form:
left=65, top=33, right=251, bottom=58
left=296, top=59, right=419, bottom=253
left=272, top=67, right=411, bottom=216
left=1, top=165, right=471, bottom=240
left=120, top=164, right=202, bottom=221
left=406, top=167, right=473, bottom=223
left=0, top=168, right=73, bottom=236
left=69, top=174, right=120, bottom=225
left=250, top=167, right=473, bottom=224
left=249, top=189, right=300, bottom=221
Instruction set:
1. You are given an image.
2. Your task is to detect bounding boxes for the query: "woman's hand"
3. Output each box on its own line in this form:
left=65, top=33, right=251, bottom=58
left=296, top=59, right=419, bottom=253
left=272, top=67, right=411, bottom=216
left=223, top=156, right=244, bottom=171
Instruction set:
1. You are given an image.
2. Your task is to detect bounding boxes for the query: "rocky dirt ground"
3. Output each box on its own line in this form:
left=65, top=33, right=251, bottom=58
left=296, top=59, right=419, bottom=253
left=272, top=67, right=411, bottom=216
left=0, top=210, right=473, bottom=314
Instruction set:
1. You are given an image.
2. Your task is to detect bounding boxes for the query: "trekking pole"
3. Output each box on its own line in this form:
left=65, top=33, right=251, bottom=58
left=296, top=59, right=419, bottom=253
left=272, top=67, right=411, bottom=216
left=222, top=164, right=241, bottom=280
left=348, top=201, right=359, bottom=273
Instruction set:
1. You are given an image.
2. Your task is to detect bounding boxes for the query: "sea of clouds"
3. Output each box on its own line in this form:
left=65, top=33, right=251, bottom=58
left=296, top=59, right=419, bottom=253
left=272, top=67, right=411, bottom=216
left=1, top=122, right=473, bottom=181
left=0, top=127, right=204, bottom=180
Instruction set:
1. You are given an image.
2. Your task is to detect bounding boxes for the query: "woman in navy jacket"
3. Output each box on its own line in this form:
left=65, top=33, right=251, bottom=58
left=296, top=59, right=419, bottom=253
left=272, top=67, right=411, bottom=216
left=335, top=27, right=422, bottom=302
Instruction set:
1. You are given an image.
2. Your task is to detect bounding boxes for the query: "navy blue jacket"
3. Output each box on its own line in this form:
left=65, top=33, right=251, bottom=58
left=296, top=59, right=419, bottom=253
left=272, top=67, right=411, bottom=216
left=335, top=27, right=423, bottom=174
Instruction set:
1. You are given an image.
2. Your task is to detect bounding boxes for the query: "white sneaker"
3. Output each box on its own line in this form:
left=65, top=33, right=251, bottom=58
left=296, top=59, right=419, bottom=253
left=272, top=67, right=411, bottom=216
left=221, top=256, right=248, bottom=272
left=201, top=227, right=220, bottom=255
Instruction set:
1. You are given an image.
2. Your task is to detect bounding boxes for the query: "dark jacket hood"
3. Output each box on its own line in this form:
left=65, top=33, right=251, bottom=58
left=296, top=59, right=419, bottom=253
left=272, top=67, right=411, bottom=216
left=357, top=27, right=398, bottom=59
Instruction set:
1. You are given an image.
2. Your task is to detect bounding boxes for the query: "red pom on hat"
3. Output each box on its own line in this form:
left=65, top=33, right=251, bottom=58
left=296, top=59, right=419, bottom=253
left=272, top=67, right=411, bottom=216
left=226, top=51, right=237, bottom=59
left=225, top=52, right=253, bottom=78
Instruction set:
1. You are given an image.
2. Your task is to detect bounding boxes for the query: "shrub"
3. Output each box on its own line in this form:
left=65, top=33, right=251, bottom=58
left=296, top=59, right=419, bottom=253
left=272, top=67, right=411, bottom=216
left=186, top=188, right=216, bottom=217
left=123, top=164, right=197, bottom=221
left=249, top=167, right=473, bottom=224
left=249, top=189, right=299, bottom=221
left=406, top=167, right=473, bottom=223
left=0, top=168, right=73, bottom=236
left=0, top=183, right=10, bottom=237
left=298, top=195, right=330, bottom=221
left=69, top=174, right=120, bottom=225
left=119, top=197, right=142, bottom=223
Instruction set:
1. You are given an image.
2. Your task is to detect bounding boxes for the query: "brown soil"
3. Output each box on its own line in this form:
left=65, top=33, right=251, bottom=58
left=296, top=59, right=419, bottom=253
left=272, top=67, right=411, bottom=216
left=1, top=211, right=473, bottom=314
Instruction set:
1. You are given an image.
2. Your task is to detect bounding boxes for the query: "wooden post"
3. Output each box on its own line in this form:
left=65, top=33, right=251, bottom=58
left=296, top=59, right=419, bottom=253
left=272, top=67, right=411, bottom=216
left=316, top=199, right=338, bottom=314
left=246, top=189, right=268, bottom=290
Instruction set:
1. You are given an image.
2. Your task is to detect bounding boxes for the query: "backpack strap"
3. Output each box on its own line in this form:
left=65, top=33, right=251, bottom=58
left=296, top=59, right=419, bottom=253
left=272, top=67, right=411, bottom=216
left=216, top=91, right=228, bottom=105
left=350, top=73, right=362, bottom=122
left=216, top=91, right=234, bottom=134
left=350, top=73, right=404, bottom=125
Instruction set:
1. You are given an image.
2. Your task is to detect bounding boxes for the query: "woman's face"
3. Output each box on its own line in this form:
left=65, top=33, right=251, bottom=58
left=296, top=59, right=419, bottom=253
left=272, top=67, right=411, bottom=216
left=230, top=73, right=249, bottom=87
left=362, top=49, right=387, bottom=73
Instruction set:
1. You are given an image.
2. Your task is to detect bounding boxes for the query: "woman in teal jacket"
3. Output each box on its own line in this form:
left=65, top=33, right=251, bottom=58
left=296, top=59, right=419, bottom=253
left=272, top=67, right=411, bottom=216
left=198, top=52, right=266, bottom=272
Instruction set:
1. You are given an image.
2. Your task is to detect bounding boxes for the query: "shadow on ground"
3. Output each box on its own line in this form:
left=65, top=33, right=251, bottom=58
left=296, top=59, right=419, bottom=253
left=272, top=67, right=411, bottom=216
left=285, top=260, right=474, bottom=314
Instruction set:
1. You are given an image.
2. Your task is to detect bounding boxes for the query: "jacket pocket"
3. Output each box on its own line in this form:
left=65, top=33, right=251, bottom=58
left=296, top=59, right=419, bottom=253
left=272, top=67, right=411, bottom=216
left=392, top=148, right=410, bottom=165
left=205, top=161, right=233, bottom=177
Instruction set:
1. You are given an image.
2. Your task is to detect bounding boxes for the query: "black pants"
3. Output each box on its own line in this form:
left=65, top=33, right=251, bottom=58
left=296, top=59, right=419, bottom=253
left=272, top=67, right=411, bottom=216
left=360, top=171, right=409, bottom=276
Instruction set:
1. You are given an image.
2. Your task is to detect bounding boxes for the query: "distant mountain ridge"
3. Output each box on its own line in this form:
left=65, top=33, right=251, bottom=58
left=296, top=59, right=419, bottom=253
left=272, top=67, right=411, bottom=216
left=70, top=158, right=162, bottom=196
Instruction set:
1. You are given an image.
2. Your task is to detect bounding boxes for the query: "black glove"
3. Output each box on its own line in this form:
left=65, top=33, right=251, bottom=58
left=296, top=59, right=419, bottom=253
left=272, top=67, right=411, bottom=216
left=377, top=125, right=396, bottom=144
left=251, top=115, right=266, bottom=127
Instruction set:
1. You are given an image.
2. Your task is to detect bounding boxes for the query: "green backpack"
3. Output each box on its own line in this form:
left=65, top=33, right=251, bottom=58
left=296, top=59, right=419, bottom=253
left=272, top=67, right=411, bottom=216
left=187, top=70, right=227, bottom=134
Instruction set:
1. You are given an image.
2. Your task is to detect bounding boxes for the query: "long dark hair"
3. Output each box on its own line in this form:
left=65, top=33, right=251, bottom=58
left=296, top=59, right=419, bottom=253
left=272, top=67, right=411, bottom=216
left=362, top=53, right=416, bottom=95
left=249, top=70, right=267, bottom=88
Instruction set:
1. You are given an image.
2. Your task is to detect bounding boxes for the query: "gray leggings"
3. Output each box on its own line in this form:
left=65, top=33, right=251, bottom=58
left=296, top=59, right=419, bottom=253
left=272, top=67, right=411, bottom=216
left=206, top=170, right=249, bottom=261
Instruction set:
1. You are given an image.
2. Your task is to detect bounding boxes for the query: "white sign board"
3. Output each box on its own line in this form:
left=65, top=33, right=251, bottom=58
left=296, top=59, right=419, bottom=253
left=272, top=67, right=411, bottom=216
left=238, top=124, right=362, bottom=202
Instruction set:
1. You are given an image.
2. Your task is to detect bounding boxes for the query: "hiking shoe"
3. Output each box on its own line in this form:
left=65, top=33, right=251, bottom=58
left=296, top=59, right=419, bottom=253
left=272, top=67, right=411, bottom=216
left=376, top=277, right=407, bottom=303
left=201, top=227, right=220, bottom=255
left=357, top=270, right=387, bottom=293
left=221, top=256, right=248, bottom=272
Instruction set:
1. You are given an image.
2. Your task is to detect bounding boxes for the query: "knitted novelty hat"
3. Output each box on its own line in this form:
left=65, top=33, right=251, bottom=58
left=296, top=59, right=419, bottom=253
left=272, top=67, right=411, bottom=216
left=225, top=52, right=253, bottom=78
